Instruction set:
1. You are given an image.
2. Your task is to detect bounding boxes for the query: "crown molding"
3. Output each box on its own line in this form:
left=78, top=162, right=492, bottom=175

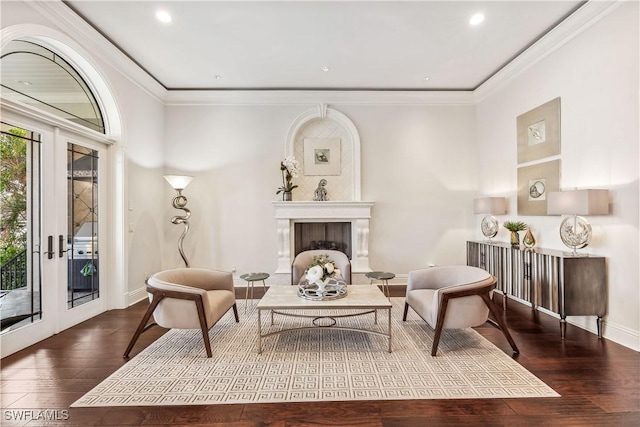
left=473, top=0, right=624, bottom=102
left=27, top=1, right=166, bottom=102
left=163, top=90, right=476, bottom=106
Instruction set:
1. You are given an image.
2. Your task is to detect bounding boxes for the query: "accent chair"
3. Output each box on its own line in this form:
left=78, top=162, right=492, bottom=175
left=124, top=268, right=239, bottom=358
left=403, top=265, right=519, bottom=356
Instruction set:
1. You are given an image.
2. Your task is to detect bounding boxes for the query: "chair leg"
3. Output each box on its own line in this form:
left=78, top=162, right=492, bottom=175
left=232, top=303, right=239, bottom=322
left=194, top=297, right=213, bottom=358
left=431, top=296, right=450, bottom=357
left=481, top=293, right=519, bottom=354
left=123, top=295, right=163, bottom=358
left=402, top=302, right=409, bottom=321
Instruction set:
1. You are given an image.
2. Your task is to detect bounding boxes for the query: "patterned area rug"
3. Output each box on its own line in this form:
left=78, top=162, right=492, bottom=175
left=73, top=298, right=558, bottom=407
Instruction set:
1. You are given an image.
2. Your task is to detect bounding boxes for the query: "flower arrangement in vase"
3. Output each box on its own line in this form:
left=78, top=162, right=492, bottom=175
left=503, top=220, right=528, bottom=248
left=304, top=254, right=341, bottom=291
left=276, top=156, right=300, bottom=201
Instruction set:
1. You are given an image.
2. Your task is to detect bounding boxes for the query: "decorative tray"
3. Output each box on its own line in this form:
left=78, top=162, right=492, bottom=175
left=297, top=280, right=348, bottom=301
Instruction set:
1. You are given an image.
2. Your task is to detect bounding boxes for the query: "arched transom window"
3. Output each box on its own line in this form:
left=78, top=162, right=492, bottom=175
left=1, top=40, right=105, bottom=134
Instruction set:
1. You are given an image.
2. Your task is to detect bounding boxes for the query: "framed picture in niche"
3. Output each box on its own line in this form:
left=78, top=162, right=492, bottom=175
left=517, top=159, right=560, bottom=216
left=517, top=97, right=561, bottom=164
left=303, top=138, right=341, bottom=176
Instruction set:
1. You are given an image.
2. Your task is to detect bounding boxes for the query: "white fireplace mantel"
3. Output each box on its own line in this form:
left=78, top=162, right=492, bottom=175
left=273, top=201, right=374, bottom=280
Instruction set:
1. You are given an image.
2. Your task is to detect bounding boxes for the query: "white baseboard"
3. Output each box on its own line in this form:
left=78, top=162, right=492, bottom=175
left=127, top=285, right=148, bottom=306
left=569, top=317, right=639, bottom=352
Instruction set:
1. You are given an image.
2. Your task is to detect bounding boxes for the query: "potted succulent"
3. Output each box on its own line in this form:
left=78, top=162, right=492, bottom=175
left=503, top=220, right=528, bottom=248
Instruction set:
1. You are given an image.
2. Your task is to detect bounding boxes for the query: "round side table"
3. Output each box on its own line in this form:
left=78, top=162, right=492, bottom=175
left=240, top=272, right=269, bottom=313
left=365, top=271, right=395, bottom=299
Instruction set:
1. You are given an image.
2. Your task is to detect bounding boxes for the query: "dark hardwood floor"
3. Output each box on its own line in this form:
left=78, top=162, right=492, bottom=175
left=1, top=288, right=638, bottom=426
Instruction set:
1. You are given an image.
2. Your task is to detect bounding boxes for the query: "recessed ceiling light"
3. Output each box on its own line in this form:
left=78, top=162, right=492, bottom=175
left=17, top=80, right=33, bottom=85
left=469, top=13, right=485, bottom=26
left=213, top=75, right=222, bottom=80
left=321, top=66, right=330, bottom=72
left=424, top=76, right=430, bottom=81
left=156, top=10, right=172, bottom=23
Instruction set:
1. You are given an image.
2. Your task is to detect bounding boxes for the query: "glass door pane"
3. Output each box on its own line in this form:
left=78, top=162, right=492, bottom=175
left=0, top=122, right=42, bottom=332
left=67, top=143, right=99, bottom=308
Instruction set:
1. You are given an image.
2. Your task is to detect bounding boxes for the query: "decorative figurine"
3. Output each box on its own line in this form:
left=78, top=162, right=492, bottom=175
left=523, top=228, right=536, bottom=249
left=313, top=179, right=328, bottom=201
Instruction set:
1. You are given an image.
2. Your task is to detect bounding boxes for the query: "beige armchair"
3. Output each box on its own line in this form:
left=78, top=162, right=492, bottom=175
left=291, top=249, right=352, bottom=285
left=403, top=265, right=518, bottom=356
left=124, top=268, right=239, bottom=358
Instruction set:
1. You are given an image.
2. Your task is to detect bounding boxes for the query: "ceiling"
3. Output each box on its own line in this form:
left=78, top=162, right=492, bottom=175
left=64, top=1, right=585, bottom=91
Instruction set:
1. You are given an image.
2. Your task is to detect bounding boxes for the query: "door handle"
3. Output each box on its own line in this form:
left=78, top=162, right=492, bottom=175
left=44, top=235, right=54, bottom=259
left=58, top=234, right=67, bottom=258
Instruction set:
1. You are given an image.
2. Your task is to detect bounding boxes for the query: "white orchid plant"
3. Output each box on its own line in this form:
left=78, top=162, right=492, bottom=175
left=304, top=254, right=341, bottom=284
left=276, top=155, right=300, bottom=195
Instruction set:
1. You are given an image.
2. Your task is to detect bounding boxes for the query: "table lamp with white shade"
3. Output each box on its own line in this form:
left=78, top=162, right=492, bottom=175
left=473, top=197, right=507, bottom=241
left=547, top=189, right=609, bottom=256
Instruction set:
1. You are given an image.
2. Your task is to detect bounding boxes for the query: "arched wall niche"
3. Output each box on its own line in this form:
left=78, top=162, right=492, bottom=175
left=275, top=104, right=372, bottom=283
left=1, top=24, right=126, bottom=309
left=285, top=104, right=361, bottom=201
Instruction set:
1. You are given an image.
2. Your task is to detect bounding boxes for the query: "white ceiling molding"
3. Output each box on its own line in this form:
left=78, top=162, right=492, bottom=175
left=473, top=0, right=623, bottom=102
left=163, top=90, right=476, bottom=106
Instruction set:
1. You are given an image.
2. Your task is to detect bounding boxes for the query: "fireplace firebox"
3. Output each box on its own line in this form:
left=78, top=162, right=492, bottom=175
left=294, top=222, right=351, bottom=258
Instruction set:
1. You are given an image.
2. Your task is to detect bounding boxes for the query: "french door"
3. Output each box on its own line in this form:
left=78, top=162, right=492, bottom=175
left=0, top=113, right=107, bottom=357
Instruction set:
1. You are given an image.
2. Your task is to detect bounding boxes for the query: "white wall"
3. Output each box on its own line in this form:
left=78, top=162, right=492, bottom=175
left=341, top=105, right=477, bottom=272
left=162, top=105, right=302, bottom=272
left=162, top=103, right=477, bottom=276
left=476, top=2, right=639, bottom=349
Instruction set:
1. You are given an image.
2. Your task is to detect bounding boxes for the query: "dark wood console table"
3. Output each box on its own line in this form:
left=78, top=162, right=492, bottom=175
left=467, top=241, right=607, bottom=339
